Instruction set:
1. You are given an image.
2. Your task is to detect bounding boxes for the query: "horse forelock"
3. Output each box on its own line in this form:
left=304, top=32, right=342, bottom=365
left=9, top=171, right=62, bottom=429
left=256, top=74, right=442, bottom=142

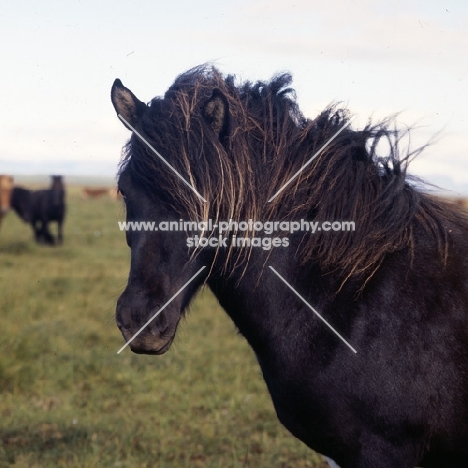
left=119, top=66, right=467, bottom=283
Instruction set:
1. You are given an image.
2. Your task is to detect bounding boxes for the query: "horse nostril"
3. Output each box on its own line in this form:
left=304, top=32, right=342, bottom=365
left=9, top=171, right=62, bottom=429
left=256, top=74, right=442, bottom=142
left=116, top=303, right=132, bottom=331
left=118, top=320, right=131, bottom=331
left=153, top=308, right=169, bottom=336
left=116, top=315, right=130, bottom=331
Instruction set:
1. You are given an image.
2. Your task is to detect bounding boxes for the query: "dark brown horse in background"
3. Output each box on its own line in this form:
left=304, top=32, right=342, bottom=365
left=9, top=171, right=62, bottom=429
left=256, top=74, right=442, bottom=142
left=112, top=66, right=468, bottom=468
left=0, top=175, right=14, bottom=230
left=12, top=176, right=66, bottom=245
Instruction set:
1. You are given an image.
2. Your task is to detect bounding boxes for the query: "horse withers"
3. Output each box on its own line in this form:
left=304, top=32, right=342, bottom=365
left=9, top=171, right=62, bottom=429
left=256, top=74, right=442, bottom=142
left=12, top=175, right=66, bottom=245
left=112, top=66, right=468, bottom=468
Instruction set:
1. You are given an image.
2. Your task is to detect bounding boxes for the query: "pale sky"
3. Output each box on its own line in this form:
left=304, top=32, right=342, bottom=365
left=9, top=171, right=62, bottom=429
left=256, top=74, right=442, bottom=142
left=1, top=0, right=467, bottom=193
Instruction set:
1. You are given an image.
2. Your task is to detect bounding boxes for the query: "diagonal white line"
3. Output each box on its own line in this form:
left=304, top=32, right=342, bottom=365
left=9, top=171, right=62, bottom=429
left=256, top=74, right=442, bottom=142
left=118, top=114, right=207, bottom=203
left=268, top=116, right=355, bottom=203
left=269, top=266, right=357, bottom=354
left=117, top=266, right=206, bottom=354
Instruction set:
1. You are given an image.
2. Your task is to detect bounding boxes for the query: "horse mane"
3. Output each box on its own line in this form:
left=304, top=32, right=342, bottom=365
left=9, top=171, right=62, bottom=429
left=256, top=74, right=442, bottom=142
left=120, top=65, right=467, bottom=283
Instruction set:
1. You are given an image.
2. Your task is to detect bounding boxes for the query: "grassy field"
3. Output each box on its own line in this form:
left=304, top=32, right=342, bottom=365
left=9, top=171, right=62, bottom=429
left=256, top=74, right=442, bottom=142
left=0, top=187, right=327, bottom=468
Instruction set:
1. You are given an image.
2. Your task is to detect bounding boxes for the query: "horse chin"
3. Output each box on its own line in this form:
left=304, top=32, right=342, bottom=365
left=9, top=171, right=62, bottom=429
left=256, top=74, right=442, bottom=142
left=128, top=333, right=175, bottom=355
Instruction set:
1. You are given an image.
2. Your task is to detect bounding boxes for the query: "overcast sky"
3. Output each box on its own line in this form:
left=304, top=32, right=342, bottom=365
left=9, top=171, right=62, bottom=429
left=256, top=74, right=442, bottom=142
left=1, top=0, right=467, bottom=193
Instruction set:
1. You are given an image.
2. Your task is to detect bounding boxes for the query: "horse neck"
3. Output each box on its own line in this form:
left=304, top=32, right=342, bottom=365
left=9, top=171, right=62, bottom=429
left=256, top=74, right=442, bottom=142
left=206, top=248, right=337, bottom=355
left=51, top=180, right=63, bottom=191
left=50, top=180, right=64, bottom=204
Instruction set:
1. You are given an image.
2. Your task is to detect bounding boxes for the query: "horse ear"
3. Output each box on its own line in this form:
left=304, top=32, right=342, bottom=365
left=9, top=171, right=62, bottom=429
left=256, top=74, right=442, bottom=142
left=111, top=79, right=148, bottom=130
left=203, top=90, right=229, bottom=140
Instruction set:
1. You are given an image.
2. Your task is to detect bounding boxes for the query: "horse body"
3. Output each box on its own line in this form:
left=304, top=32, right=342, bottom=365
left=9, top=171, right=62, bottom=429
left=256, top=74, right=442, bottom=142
left=12, top=176, right=65, bottom=245
left=0, top=175, right=14, bottom=229
left=208, top=229, right=468, bottom=468
left=112, top=66, right=468, bottom=467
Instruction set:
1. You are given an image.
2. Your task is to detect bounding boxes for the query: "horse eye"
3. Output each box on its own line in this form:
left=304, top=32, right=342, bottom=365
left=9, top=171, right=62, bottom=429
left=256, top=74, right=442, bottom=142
left=118, top=188, right=127, bottom=201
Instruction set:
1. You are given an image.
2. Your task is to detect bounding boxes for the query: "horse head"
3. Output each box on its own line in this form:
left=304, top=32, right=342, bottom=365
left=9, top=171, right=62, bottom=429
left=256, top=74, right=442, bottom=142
left=112, top=79, right=219, bottom=354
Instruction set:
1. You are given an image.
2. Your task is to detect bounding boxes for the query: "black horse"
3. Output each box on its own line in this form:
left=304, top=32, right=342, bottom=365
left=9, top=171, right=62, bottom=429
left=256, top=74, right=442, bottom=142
left=12, top=176, right=66, bottom=245
left=112, top=66, right=468, bottom=468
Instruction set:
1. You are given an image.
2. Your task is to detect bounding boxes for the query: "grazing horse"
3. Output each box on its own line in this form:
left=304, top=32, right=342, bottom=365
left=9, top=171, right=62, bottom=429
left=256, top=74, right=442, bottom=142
left=12, top=176, right=66, bottom=245
left=82, top=187, right=113, bottom=199
left=454, top=197, right=468, bottom=210
left=0, top=175, right=14, bottom=230
left=111, top=66, right=468, bottom=468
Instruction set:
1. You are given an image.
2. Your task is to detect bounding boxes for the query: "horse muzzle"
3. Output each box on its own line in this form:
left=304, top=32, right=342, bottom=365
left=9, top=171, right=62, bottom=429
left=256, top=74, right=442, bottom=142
left=120, top=327, right=175, bottom=355
left=116, top=295, right=180, bottom=354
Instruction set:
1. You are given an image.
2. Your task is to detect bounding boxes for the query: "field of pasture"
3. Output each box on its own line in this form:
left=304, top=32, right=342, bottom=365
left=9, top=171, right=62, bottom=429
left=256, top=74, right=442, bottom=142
left=0, top=187, right=326, bottom=467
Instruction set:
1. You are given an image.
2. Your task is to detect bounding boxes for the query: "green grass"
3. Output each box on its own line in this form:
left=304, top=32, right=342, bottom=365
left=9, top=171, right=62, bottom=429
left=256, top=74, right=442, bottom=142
left=0, top=188, right=327, bottom=467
